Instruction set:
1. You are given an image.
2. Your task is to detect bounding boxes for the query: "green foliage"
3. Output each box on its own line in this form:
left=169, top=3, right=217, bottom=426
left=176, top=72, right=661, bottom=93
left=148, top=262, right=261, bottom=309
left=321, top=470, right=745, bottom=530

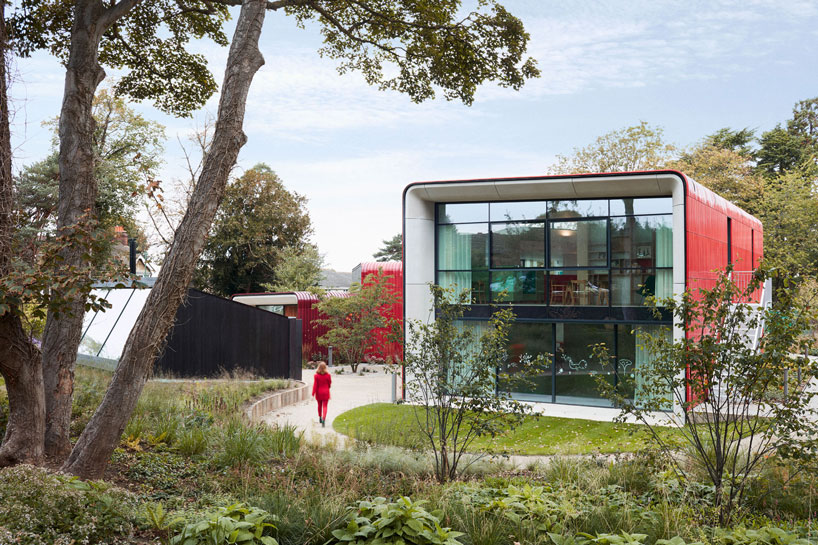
left=330, top=496, right=464, bottom=545
left=287, top=1, right=538, bottom=106
left=374, top=234, right=402, bottom=262
left=263, top=243, right=325, bottom=293
left=576, top=531, right=650, bottom=545
left=10, top=1, right=229, bottom=117
left=548, top=121, right=678, bottom=174
left=595, top=268, right=818, bottom=524
left=317, top=270, right=401, bottom=371
left=126, top=451, right=202, bottom=495
left=0, top=465, right=138, bottom=544
left=403, top=284, right=537, bottom=481
left=170, top=503, right=278, bottom=545
left=213, top=419, right=302, bottom=470
left=196, top=164, right=313, bottom=297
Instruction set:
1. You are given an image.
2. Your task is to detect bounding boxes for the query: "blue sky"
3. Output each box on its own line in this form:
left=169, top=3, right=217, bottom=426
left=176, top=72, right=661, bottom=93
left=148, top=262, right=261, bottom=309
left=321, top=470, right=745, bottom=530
left=9, top=0, right=818, bottom=271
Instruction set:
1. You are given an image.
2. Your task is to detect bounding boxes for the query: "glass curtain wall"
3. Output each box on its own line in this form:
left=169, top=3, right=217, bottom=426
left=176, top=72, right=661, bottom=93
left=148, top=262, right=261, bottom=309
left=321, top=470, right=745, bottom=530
left=436, top=197, right=674, bottom=408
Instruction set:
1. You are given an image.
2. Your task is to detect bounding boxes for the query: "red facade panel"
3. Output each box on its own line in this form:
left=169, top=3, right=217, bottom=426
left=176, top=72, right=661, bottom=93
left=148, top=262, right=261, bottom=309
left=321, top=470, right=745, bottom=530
left=358, top=261, right=404, bottom=362
left=685, top=176, right=763, bottom=301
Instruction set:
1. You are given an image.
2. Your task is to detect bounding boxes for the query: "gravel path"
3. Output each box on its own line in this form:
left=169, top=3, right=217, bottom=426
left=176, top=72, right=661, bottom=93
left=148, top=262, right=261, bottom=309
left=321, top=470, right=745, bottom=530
left=261, top=366, right=395, bottom=444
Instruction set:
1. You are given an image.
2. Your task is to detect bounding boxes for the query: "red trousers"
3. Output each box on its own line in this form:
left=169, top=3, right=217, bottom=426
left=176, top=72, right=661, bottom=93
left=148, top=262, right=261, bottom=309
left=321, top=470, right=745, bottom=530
left=317, top=399, right=328, bottom=419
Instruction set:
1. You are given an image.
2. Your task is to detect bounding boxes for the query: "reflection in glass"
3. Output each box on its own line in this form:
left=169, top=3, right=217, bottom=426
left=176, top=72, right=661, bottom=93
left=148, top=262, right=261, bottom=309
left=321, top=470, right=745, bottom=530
left=611, top=216, right=672, bottom=268
left=618, top=324, right=673, bottom=410
left=549, top=219, right=607, bottom=267
left=548, top=270, right=609, bottom=306
left=438, top=271, right=489, bottom=304
left=438, top=224, right=488, bottom=270
left=438, top=203, right=488, bottom=223
left=610, top=197, right=673, bottom=216
left=490, top=201, right=548, bottom=221
left=79, top=288, right=152, bottom=361
left=490, top=271, right=545, bottom=304
left=504, top=322, right=553, bottom=402
left=555, top=323, right=615, bottom=406
left=549, top=199, right=608, bottom=217
left=611, top=269, right=672, bottom=306
left=491, top=222, right=545, bottom=268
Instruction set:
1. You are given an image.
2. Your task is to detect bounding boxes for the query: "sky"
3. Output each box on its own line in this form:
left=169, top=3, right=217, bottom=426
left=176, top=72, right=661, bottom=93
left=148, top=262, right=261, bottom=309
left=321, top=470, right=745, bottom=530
left=9, top=0, right=818, bottom=271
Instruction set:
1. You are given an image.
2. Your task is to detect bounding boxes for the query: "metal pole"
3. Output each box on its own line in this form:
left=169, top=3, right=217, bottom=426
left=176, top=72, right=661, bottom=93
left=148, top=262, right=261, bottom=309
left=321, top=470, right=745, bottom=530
left=391, top=369, right=397, bottom=403
left=328, top=345, right=333, bottom=367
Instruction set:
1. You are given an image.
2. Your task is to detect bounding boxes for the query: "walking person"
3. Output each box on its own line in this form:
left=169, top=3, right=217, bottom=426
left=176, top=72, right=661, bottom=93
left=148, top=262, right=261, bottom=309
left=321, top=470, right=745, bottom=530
left=312, top=362, right=332, bottom=427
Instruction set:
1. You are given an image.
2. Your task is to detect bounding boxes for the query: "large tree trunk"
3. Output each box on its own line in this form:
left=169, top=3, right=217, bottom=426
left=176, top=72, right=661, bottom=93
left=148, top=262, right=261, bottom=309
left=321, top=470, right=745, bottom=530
left=63, top=0, right=267, bottom=479
left=0, top=4, right=45, bottom=467
left=41, top=0, right=140, bottom=461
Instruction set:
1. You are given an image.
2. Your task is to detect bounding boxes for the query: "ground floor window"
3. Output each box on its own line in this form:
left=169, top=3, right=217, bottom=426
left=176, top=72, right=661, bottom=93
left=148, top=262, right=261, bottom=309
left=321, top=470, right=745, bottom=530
left=459, top=320, right=672, bottom=408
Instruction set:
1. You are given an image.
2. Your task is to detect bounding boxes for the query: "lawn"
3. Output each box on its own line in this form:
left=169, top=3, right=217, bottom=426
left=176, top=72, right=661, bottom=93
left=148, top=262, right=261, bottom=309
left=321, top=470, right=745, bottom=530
left=333, top=402, right=681, bottom=456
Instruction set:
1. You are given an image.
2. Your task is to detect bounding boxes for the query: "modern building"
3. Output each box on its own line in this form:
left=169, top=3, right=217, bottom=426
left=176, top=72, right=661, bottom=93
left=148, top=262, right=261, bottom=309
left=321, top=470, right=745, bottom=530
left=402, top=170, right=765, bottom=410
left=232, top=261, right=404, bottom=363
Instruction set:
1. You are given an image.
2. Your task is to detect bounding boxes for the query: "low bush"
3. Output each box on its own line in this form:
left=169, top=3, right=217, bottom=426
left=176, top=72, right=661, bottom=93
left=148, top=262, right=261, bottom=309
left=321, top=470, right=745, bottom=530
left=171, top=502, right=278, bottom=545
left=329, top=496, right=464, bottom=545
left=0, top=465, right=137, bottom=545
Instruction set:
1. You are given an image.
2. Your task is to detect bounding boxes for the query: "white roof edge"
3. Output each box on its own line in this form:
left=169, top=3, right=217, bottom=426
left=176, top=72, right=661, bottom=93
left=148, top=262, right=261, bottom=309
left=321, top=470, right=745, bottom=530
left=406, top=174, right=676, bottom=203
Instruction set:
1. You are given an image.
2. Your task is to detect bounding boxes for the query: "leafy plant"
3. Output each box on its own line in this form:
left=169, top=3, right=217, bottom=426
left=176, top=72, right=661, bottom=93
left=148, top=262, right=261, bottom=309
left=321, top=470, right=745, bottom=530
left=403, top=284, right=538, bottom=482
left=170, top=503, right=277, bottom=545
left=330, top=496, right=464, bottom=545
left=594, top=267, right=818, bottom=524
left=575, top=531, right=649, bottom=545
left=175, top=426, right=210, bottom=457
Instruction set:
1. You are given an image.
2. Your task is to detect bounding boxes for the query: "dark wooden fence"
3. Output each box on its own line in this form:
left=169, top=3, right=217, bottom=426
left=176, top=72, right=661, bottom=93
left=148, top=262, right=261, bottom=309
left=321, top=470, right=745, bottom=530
left=156, top=289, right=301, bottom=380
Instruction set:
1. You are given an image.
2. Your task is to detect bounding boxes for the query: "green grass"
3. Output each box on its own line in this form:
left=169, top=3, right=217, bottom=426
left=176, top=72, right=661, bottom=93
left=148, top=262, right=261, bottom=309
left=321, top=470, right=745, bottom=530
left=333, top=403, right=681, bottom=456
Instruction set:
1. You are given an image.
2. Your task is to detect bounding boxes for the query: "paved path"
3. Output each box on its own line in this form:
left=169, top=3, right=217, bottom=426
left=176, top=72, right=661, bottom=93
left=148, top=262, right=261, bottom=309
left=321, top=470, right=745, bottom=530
left=261, top=366, right=394, bottom=444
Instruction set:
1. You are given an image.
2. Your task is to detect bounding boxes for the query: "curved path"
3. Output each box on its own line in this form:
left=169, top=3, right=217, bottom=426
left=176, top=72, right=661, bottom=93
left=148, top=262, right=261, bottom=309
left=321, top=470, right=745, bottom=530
left=261, top=366, right=394, bottom=444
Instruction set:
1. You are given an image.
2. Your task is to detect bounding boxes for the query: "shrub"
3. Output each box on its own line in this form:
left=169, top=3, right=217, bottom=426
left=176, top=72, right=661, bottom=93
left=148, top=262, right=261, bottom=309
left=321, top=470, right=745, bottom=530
left=171, top=502, right=278, bottom=545
left=176, top=425, right=210, bottom=457
left=330, top=496, right=464, bottom=545
left=0, top=465, right=137, bottom=545
left=213, top=419, right=272, bottom=470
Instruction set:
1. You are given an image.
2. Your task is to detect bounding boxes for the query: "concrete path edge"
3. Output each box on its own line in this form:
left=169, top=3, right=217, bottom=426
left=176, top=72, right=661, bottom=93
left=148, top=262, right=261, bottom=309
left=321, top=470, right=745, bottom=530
left=246, top=381, right=310, bottom=423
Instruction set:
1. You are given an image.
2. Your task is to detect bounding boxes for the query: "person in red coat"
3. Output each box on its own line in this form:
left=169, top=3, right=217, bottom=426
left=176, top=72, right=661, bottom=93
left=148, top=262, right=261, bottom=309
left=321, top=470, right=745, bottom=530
left=312, top=361, right=332, bottom=427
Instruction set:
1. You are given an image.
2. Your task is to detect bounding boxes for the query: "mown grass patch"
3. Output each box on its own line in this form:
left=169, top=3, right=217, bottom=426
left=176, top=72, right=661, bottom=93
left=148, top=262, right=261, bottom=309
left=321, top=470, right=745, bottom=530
left=333, top=403, right=681, bottom=456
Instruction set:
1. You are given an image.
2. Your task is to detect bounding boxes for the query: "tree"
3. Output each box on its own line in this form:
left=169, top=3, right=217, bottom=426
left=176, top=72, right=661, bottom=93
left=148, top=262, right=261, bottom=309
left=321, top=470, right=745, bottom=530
left=373, top=233, right=402, bottom=262
left=757, top=167, right=818, bottom=279
left=263, top=244, right=325, bottom=293
left=0, top=3, right=44, bottom=466
left=316, top=271, right=400, bottom=372
left=9, top=0, right=228, bottom=462
left=670, top=140, right=765, bottom=217
left=595, top=269, right=818, bottom=525
left=62, top=0, right=269, bottom=478
left=195, top=164, right=313, bottom=297
left=403, top=285, right=535, bottom=482
left=547, top=121, right=677, bottom=174
left=4, top=0, right=538, bottom=475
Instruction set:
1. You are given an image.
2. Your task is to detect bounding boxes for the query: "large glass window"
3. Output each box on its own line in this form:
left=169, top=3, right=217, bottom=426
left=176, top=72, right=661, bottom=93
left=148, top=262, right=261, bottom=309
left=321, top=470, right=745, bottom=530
left=611, top=216, right=673, bottom=269
left=548, top=270, right=609, bottom=306
left=549, top=219, right=607, bottom=267
left=617, top=324, right=673, bottom=410
left=549, top=199, right=608, bottom=217
left=438, top=203, right=487, bottom=224
left=611, top=269, right=672, bottom=306
left=504, top=323, right=553, bottom=402
left=438, top=223, right=488, bottom=270
left=555, top=323, right=615, bottom=406
left=434, top=199, right=674, bottom=321
left=491, top=222, right=545, bottom=268
left=610, top=197, right=672, bottom=216
left=439, top=271, right=489, bottom=304
left=490, top=201, right=548, bottom=221
left=490, top=271, right=545, bottom=304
